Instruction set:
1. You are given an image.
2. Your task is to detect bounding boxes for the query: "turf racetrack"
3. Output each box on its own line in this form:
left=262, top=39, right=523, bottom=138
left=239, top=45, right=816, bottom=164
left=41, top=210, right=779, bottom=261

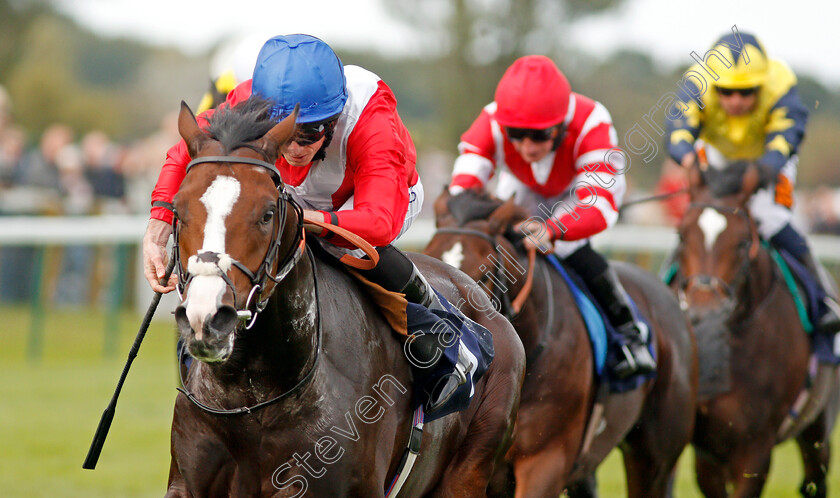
left=1, top=305, right=837, bottom=497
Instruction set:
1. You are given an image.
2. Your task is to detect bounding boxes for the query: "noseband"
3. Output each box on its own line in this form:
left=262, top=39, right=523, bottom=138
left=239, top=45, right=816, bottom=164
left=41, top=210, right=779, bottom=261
left=173, top=155, right=306, bottom=329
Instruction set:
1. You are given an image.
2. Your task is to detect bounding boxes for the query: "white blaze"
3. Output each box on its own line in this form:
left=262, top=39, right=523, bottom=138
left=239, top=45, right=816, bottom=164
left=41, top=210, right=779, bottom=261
left=698, top=207, right=728, bottom=252
left=442, top=242, right=464, bottom=269
left=185, top=176, right=241, bottom=338
left=199, top=176, right=241, bottom=252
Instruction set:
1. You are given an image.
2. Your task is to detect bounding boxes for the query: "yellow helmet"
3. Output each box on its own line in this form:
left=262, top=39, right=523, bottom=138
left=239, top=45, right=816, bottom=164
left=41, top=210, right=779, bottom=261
left=706, top=32, right=768, bottom=89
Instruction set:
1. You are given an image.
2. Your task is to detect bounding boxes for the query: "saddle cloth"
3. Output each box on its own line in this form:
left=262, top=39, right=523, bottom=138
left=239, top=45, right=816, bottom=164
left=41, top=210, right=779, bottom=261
left=405, top=291, right=494, bottom=423
left=347, top=270, right=494, bottom=422
left=545, top=254, right=656, bottom=393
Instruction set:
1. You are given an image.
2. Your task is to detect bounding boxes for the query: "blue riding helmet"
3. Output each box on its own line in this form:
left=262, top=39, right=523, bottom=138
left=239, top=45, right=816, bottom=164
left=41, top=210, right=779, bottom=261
left=252, top=34, right=348, bottom=124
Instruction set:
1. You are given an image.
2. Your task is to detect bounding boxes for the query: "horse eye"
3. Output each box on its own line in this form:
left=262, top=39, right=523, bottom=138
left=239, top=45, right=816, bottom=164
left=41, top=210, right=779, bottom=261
left=261, top=209, right=275, bottom=225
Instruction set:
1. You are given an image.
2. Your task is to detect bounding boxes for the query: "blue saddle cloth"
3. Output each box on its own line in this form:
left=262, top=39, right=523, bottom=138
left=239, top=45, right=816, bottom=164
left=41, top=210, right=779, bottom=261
left=405, top=291, right=495, bottom=422
left=545, top=255, right=656, bottom=393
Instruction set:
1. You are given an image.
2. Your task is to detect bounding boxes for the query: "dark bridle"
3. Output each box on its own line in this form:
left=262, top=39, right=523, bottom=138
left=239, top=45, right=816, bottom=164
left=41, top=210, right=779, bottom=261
left=676, top=202, right=760, bottom=311
left=173, top=153, right=322, bottom=416
left=172, top=154, right=306, bottom=329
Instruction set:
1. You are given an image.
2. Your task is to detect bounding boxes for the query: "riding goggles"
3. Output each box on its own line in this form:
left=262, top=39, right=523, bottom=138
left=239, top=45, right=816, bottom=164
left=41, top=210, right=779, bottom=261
left=715, top=86, right=760, bottom=97
left=505, top=126, right=557, bottom=143
left=293, top=118, right=337, bottom=146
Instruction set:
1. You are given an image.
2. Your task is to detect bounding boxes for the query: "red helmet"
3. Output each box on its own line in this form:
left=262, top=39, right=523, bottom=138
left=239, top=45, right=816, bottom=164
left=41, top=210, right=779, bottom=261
left=494, top=55, right=571, bottom=129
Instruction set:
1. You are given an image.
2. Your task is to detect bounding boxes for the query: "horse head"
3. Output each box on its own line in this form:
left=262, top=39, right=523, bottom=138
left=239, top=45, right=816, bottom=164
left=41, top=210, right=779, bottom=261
left=676, top=161, right=763, bottom=324
left=172, top=97, right=299, bottom=363
left=425, top=188, right=529, bottom=317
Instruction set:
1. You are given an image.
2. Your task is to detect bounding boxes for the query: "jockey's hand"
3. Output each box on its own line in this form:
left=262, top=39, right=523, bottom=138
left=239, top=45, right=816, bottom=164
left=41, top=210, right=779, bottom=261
left=756, top=162, right=777, bottom=189
left=143, top=218, right=177, bottom=294
left=680, top=152, right=697, bottom=170
left=514, top=219, right=554, bottom=254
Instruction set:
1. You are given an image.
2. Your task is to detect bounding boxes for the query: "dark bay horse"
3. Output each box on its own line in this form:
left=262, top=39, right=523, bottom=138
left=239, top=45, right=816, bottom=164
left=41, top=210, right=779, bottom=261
left=423, top=189, right=698, bottom=497
left=671, top=164, right=839, bottom=497
left=164, top=98, right=525, bottom=497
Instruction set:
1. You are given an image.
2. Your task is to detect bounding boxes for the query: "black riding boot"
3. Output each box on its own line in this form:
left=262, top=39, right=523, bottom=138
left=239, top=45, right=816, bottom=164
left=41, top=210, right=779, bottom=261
left=359, top=245, right=472, bottom=413
left=566, top=244, right=656, bottom=379
left=771, top=224, right=840, bottom=335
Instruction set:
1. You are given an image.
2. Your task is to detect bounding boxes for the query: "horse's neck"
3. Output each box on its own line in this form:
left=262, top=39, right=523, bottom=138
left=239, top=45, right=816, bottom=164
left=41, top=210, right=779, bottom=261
left=739, top=246, right=779, bottom=316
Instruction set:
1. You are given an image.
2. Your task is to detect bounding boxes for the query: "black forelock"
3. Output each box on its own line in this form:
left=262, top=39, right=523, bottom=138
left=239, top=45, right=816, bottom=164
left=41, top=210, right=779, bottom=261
left=702, top=161, right=751, bottom=197
left=205, top=96, right=279, bottom=153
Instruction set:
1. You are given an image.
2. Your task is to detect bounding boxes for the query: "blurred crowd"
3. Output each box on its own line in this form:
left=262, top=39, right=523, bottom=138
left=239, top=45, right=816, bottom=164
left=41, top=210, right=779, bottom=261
left=0, top=84, right=181, bottom=304
left=2, top=82, right=840, bottom=305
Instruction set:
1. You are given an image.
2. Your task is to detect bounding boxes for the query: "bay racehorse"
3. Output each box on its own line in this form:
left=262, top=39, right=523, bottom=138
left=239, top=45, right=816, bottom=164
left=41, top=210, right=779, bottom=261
left=670, top=164, right=839, bottom=497
left=423, top=188, right=698, bottom=497
left=164, top=97, right=526, bottom=497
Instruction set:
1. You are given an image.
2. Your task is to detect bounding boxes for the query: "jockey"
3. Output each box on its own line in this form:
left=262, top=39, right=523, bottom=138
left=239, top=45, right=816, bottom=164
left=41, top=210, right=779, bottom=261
left=142, top=34, right=471, bottom=413
left=665, top=31, right=840, bottom=337
left=449, top=55, right=656, bottom=379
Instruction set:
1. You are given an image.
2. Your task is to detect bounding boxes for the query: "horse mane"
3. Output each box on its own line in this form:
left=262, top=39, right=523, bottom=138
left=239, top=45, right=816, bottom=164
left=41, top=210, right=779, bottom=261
left=205, top=96, right=279, bottom=153
left=447, top=189, right=506, bottom=226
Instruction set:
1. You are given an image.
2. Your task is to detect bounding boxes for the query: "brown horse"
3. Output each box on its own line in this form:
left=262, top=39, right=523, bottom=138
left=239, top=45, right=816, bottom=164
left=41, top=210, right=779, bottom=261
left=423, top=189, right=698, bottom=497
left=164, top=97, right=526, bottom=497
left=671, top=165, right=839, bottom=497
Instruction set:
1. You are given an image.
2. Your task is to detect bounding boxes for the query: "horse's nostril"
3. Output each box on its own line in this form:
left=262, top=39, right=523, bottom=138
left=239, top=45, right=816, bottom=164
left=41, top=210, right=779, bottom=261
left=207, top=305, right=238, bottom=336
left=175, top=305, right=191, bottom=335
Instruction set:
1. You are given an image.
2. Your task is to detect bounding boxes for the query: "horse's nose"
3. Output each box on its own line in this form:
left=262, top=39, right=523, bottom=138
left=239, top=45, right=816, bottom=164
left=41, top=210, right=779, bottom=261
left=175, top=303, right=238, bottom=341
left=205, top=305, right=238, bottom=338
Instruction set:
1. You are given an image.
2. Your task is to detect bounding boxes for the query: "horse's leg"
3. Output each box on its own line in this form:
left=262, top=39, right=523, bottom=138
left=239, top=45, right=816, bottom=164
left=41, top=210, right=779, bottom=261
left=727, top=441, right=774, bottom=498
left=796, top=412, right=831, bottom=498
left=430, top=316, right=525, bottom=498
left=566, top=473, right=598, bottom=498
left=509, top=446, right=575, bottom=498
left=694, top=450, right=729, bottom=498
left=621, top=443, right=680, bottom=498
left=486, top=459, right=515, bottom=498
left=164, top=454, right=189, bottom=498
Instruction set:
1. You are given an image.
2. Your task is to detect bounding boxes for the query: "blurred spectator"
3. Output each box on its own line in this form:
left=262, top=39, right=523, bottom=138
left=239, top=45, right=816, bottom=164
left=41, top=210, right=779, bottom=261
left=121, top=111, right=180, bottom=214
left=0, top=126, right=26, bottom=188
left=805, top=186, right=840, bottom=235
left=82, top=130, right=128, bottom=213
left=12, top=123, right=72, bottom=197
left=53, top=144, right=94, bottom=305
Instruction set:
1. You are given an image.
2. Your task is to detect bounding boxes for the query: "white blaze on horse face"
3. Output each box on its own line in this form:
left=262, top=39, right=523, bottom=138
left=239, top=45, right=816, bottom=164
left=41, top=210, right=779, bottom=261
left=698, top=208, right=728, bottom=252
left=442, top=242, right=464, bottom=269
left=199, top=176, right=241, bottom=253
left=185, top=176, right=241, bottom=339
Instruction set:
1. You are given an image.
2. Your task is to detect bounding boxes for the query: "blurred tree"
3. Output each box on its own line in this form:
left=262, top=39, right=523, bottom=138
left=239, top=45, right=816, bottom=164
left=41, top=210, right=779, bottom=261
left=0, top=0, right=48, bottom=81
left=2, top=5, right=207, bottom=140
left=382, top=0, right=627, bottom=153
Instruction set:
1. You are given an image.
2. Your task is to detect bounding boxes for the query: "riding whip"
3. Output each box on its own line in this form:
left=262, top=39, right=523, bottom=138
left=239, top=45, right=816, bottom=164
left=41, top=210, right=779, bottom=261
left=619, top=188, right=688, bottom=212
left=82, top=256, right=176, bottom=470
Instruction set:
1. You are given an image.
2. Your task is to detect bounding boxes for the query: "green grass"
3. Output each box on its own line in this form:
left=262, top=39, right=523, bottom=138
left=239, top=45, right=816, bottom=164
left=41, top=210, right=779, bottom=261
left=1, top=304, right=838, bottom=496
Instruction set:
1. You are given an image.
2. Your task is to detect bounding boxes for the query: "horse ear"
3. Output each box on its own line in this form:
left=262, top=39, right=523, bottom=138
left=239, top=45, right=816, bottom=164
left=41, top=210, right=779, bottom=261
left=260, top=104, right=300, bottom=160
left=488, top=197, right=517, bottom=236
left=737, top=163, right=761, bottom=206
left=178, top=101, right=208, bottom=158
left=434, top=187, right=455, bottom=227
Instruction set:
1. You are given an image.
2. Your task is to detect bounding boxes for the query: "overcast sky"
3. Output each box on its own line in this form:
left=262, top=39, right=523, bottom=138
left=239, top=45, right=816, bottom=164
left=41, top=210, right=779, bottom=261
left=53, top=0, right=840, bottom=88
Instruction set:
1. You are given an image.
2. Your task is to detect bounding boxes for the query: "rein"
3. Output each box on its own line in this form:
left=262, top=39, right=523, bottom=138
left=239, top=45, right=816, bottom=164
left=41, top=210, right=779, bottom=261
left=435, top=227, right=536, bottom=317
